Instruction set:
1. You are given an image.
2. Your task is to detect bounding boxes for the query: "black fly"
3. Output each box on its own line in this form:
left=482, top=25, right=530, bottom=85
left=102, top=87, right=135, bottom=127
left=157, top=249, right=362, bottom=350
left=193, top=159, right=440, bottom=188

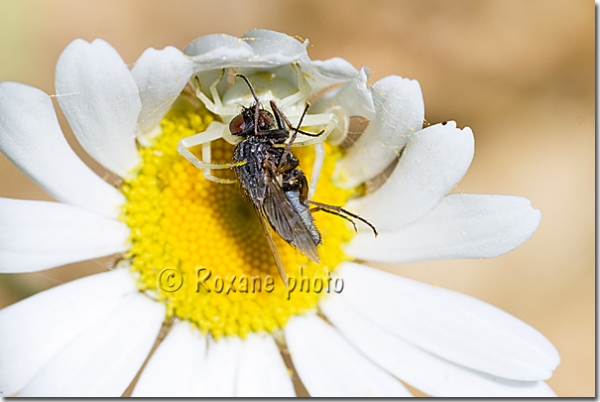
left=230, top=74, right=377, bottom=285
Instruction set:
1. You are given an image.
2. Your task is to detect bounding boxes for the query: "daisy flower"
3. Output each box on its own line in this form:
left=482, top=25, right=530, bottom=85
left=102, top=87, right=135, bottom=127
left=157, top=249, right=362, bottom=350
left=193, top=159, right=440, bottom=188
left=0, top=29, right=559, bottom=397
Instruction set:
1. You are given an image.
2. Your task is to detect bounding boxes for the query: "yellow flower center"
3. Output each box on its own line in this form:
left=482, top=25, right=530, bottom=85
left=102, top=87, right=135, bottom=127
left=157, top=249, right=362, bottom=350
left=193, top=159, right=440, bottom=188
left=121, top=99, right=355, bottom=338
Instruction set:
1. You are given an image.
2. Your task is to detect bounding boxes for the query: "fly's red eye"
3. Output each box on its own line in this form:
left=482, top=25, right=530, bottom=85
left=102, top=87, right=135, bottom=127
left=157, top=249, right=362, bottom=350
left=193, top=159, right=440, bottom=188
left=229, top=114, right=246, bottom=135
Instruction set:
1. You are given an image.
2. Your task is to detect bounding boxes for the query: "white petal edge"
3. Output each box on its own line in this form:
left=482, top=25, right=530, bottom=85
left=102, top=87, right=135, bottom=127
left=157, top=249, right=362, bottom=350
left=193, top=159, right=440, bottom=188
left=132, top=320, right=208, bottom=397
left=0, top=82, right=125, bottom=218
left=336, top=262, right=560, bottom=381
left=285, top=313, right=412, bottom=397
left=0, top=269, right=137, bottom=396
left=184, top=33, right=255, bottom=70
left=19, top=293, right=165, bottom=397
left=346, top=194, right=542, bottom=263
left=337, top=75, right=425, bottom=187
left=203, top=336, right=243, bottom=397
left=321, top=294, right=557, bottom=396
left=131, top=46, right=193, bottom=145
left=346, top=121, right=474, bottom=231
left=55, top=38, right=141, bottom=178
left=236, top=333, right=296, bottom=397
left=242, top=29, right=308, bottom=64
left=0, top=198, right=130, bottom=273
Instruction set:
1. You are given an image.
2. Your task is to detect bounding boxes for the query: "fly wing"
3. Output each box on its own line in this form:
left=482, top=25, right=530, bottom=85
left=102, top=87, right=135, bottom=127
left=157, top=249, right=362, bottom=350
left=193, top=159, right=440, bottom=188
left=260, top=175, right=320, bottom=264
left=256, top=211, right=289, bottom=287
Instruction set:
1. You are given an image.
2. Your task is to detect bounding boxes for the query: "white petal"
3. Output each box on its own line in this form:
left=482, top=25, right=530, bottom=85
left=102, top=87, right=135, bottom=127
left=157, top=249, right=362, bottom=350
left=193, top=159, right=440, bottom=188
left=307, top=57, right=360, bottom=82
left=0, top=82, right=125, bottom=218
left=347, top=194, right=541, bottom=262
left=55, top=39, right=141, bottom=178
left=187, top=29, right=307, bottom=73
left=242, top=29, right=308, bottom=64
left=336, top=262, right=560, bottom=381
left=132, top=321, right=208, bottom=397
left=0, top=198, right=129, bottom=273
left=131, top=46, right=193, bottom=144
left=184, top=33, right=255, bottom=70
left=321, top=294, right=557, bottom=396
left=203, top=336, right=243, bottom=397
left=346, top=121, right=474, bottom=231
left=0, top=269, right=136, bottom=396
left=300, top=58, right=360, bottom=97
left=338, top=75, right=424, bottom=187
left=185, top=30, right=356, bottom=95
left=285, top=314, right=412, bottom=397
left=311, top=67, right=375, bottom=120
left=237, top=333, right=295, bottom=397
left=19, top=293, right=165, bottom=397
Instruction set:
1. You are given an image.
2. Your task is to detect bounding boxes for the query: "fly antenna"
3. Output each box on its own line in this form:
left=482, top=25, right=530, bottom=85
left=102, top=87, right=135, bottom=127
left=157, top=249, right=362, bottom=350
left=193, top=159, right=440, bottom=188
left=235, top=74, right=261, bottom=136
left=235, top=74, right=260, bottom=104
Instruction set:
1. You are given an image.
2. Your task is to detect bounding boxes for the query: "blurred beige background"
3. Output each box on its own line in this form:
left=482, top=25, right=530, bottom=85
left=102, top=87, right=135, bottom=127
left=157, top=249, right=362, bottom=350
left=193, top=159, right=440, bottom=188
left=0, top=0, right=594, bottom=397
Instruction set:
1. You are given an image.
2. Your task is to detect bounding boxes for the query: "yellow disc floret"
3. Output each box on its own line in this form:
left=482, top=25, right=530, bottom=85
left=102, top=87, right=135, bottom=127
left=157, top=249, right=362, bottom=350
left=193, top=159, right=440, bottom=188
left=122, top=99, right=354, bottom=338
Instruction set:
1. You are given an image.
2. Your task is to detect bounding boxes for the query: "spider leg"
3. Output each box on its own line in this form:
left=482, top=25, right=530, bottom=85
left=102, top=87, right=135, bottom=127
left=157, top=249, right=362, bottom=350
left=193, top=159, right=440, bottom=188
left=177, top=123, right=243, bottom=184
left=285, top=112, right=339, bottom=147
left=193, top=70, right=238, bottom=117
left=209, top=69, right=226, bottom=109
left=278, top=90, right=305, bottom=111
left=307, top=142, right=325, bottom=199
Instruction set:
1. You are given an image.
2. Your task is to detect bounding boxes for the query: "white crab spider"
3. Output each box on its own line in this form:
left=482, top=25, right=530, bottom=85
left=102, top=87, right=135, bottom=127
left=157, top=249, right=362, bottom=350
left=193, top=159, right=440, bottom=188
left=177, top=67, right=338, bottom=198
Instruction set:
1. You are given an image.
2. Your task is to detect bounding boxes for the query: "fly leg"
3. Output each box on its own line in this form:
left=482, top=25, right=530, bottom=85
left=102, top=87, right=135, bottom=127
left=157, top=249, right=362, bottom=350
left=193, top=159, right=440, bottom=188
left=271, top=101, right=324, bottom=138
left=305, top=200, right=378, bottom=236
left=309, top=205, right=358, bottom=233
left=270, top=102, right=331, bottom=198
left=274, top=102, right=323, bottom=175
